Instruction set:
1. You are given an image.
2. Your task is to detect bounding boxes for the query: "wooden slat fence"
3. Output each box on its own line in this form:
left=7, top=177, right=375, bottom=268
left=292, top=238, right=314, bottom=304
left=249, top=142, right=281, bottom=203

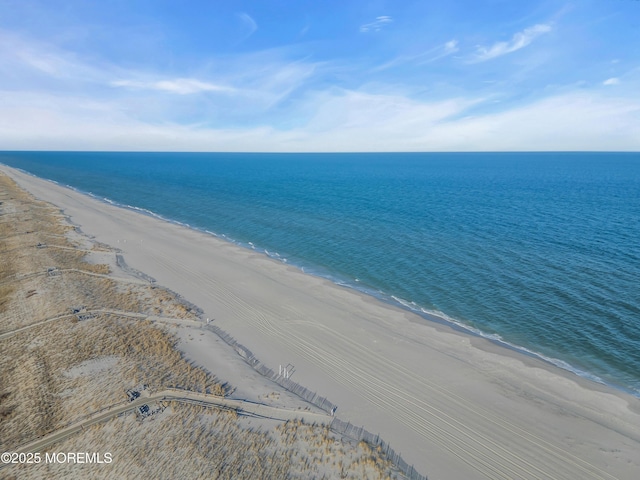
left=206, top=324, right=428, bottom=480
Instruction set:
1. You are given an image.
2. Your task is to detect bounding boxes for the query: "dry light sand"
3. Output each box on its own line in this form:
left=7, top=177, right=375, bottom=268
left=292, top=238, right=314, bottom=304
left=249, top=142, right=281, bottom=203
left=3, top=164, right=640, bottom=480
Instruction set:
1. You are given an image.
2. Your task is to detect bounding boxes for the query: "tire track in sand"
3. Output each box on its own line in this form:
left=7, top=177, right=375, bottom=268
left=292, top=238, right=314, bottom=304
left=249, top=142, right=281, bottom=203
left=143, top=244, right=615, bottom=480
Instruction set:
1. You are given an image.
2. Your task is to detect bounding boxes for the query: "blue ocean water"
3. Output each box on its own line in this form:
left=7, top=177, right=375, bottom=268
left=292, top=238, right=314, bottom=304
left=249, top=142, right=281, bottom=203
left=2, top=151, right=639, bottom=395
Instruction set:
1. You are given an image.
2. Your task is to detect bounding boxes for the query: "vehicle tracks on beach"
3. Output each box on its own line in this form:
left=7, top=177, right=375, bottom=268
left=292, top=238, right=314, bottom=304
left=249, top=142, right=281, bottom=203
left=142, top=243, right=616, bottom=480
left=282, top=326, right=613, bottom=480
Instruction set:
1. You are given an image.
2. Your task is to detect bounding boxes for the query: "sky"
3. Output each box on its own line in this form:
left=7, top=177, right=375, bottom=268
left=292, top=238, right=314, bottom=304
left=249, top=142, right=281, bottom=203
left=0, top=0, right=639, bottom=152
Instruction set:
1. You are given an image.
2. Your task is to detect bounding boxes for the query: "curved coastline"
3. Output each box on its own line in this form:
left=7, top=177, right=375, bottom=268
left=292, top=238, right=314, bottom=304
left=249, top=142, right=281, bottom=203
left=3, top=162, right=640, bottom=479
left=4, top=163, right=634, bottom=398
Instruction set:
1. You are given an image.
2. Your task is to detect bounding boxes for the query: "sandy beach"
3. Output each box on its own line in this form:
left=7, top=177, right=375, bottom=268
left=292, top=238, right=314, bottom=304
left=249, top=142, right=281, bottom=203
left=3, top=164, right=640, bottom=480
left=1, top=169, right=406, bottom=480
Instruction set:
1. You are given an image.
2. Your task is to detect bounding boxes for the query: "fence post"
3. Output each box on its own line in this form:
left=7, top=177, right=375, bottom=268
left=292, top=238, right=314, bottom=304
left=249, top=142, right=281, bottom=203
left=206, top=324, right=428, bottom=479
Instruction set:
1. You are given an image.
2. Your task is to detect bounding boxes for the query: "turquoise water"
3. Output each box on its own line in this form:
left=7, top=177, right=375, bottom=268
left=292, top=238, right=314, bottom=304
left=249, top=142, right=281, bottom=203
left=2, top=151, right=639, bottom=395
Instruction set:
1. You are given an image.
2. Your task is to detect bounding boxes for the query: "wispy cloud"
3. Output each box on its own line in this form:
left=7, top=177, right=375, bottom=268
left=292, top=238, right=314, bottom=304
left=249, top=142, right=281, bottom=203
left=111, top=78, right=235, bottom=95
left=270, top=90, right=640, bottom=151
left=372, top=39, right=459, bottom=72
left=215, top=52, right=320, bottom=110
left=0, top=29, right=111, bottom=83
left=1, top=4, right=638, bottom=154
left=428, top=92, right=640, bottom=151
left=304, top=89, right=477, bottom=132
left=418, top=39, right=459, bottom=64
left=298, top=25, right=310, bottom=38
left=359, top=16, right=393, bottom=33
left=0, top=27, right=324, bottom=129
left=237, top=12, right=258, bottom=40
left=444, top=40, right=459, bottom=54
left=1, top=88, right=639, bottom=152
left=471, top=24, right=552, bottom=62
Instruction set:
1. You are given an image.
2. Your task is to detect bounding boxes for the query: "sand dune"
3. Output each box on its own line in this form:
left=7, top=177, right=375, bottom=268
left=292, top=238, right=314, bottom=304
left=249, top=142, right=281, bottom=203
left=3, top=164, right=640, bottom=479
left=0, top=170, right=403, bottom=480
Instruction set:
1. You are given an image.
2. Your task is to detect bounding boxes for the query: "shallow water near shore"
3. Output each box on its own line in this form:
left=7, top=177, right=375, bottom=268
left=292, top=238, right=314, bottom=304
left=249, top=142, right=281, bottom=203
left=2, top=151, right=639, bottom=395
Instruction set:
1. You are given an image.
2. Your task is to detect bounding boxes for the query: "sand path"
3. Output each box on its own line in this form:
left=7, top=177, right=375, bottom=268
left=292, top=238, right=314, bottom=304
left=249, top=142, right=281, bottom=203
left=1, top=388, right=333, bottom=470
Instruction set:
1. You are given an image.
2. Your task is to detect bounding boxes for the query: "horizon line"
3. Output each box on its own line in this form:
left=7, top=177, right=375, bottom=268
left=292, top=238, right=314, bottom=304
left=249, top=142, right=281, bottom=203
left=2, top=150, right=639, bottom=155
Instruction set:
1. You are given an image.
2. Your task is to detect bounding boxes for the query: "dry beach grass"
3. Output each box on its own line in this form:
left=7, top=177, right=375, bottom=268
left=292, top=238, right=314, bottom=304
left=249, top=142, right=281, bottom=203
left=0, top=173, right=403, bottom=479
left=7, top=407, right=396, bottom=480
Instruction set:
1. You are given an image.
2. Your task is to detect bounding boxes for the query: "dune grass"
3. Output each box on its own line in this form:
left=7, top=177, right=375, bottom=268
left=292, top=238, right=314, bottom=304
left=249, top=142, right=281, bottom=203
left=0, top=172, right=404, bottom=479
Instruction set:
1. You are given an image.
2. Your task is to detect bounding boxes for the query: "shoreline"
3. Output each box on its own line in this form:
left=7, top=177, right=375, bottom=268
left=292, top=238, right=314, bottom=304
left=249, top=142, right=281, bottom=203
left=0, top=170, right=413, bottom=480
left=4, top=164, right=634, bottom=399
left=2, top=163, right=640, bottom=479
